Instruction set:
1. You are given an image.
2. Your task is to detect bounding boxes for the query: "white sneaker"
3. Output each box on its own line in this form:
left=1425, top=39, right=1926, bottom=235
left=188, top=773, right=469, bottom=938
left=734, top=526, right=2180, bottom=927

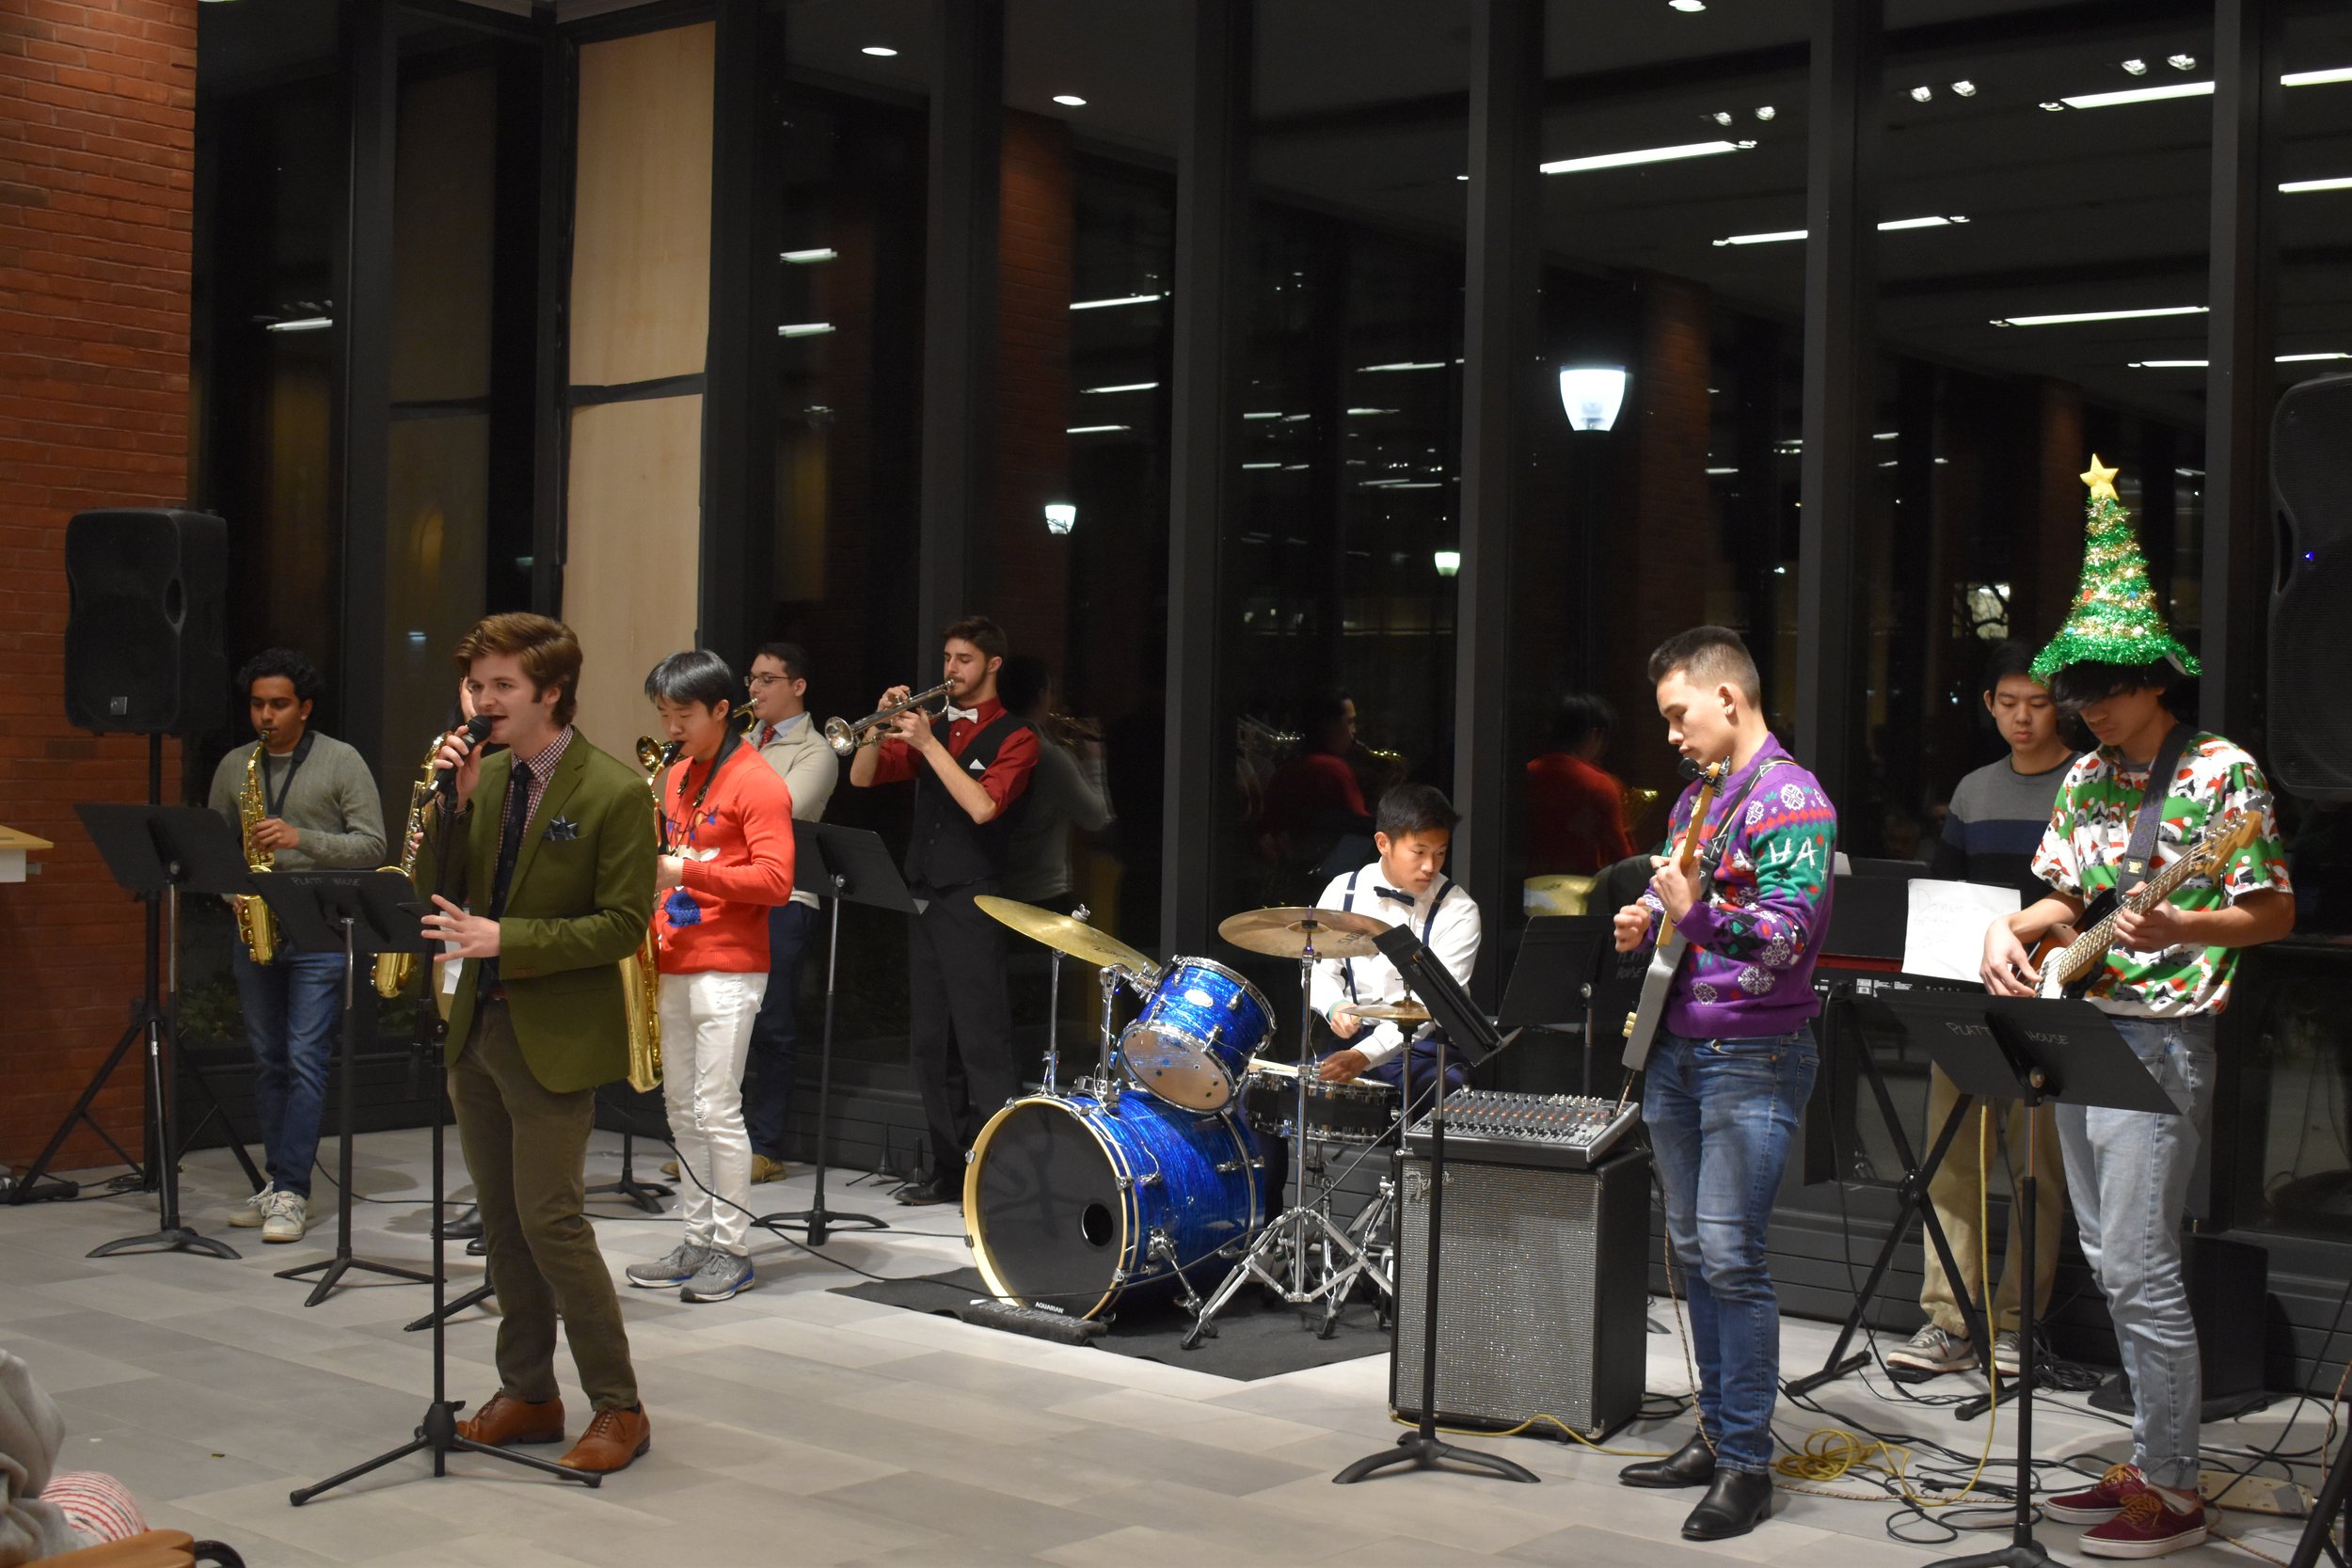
left=228, top=1184, right=273, bottom=1228
left=1885, top=1323, right=1975, bottom=1373
left=260, top=1189, right=308, bottom=1243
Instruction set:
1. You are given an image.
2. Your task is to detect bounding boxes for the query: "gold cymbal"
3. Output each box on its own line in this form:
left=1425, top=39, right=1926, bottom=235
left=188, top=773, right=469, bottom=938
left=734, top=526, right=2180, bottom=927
left=1335, top=1000, right=1431, bottom=1024
left=1216, top=906, right=1386, bottom=960
left=973, top=896, right=1161, bottom=979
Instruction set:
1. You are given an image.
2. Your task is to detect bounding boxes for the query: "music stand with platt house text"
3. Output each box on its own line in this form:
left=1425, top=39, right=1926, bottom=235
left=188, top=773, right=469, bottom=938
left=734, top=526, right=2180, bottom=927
left=251, top=869, right=441, bottom=1307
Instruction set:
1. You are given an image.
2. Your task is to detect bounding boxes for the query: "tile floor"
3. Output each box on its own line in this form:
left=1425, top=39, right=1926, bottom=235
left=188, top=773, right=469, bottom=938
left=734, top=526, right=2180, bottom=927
left=0, top=1131, right=2325, bottom=1568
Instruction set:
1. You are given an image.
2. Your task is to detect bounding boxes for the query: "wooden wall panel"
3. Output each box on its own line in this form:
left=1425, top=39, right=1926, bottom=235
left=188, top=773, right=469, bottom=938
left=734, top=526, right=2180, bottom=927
left=568, top=22, right=716, bottom=388
left=564, top=394, right=705, bottom=751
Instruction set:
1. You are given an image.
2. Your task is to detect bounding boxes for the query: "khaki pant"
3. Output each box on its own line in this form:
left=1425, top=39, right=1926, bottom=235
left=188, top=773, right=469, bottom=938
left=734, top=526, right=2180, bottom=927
left=450, top=1002, right=638, bottom=1410
left=1920, top=1064, right=2064, bottom=1338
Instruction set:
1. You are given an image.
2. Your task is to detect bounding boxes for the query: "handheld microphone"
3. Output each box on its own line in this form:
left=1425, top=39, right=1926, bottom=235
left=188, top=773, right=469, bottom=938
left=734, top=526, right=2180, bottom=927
left=437, top=715, right=496, bottom=803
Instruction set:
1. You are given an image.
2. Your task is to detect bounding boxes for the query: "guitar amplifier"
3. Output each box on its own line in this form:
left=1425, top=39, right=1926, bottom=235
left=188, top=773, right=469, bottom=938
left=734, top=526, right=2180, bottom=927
left=1391, top=1146, right=1650, bottom=1441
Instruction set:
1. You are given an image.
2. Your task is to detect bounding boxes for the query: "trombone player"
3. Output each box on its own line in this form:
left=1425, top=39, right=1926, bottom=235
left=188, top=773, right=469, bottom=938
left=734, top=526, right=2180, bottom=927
left=848, top=616, right=1038, bottom=1206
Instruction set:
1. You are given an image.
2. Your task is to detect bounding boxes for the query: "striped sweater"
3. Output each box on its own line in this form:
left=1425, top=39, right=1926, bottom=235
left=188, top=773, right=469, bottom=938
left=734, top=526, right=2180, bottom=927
left=1637, top=735, right=1839, bottom=1040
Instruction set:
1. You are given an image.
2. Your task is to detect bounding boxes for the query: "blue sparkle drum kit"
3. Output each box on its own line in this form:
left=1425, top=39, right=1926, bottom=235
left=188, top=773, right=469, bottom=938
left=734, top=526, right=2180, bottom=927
left=965, top=898, right=1414, bottom=1332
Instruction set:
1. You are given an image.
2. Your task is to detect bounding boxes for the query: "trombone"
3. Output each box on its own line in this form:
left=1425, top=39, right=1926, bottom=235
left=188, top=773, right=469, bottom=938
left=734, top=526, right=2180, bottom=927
left=822, top=681, right=955, bottom=756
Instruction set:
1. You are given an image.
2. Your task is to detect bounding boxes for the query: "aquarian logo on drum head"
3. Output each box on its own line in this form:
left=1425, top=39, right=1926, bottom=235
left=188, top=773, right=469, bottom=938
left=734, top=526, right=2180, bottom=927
left=1184, top=988, right=1215, bottom=1007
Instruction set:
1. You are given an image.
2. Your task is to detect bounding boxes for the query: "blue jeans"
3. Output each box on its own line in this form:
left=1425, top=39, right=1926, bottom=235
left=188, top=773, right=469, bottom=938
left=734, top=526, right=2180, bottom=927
left=2056, top=1014, right=2215, bottom=1492
left=744, top=901, right=817, bottom=1160
left=230, top=947, right=345, bottom=1197
left=1643, top=1026, right=1819, bottom=1475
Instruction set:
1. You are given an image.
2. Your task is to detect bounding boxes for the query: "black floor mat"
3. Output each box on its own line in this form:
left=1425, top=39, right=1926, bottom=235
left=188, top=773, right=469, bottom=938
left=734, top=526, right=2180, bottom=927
left=834, top=1266, right=1391, bottom=1381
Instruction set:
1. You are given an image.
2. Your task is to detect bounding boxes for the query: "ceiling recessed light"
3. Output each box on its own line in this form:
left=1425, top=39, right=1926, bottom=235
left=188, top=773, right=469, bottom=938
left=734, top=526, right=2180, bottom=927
left=1539, top=139, right=1751, bottom=175
left=1711, top=110, right=1734, bottom=125
left=861, top=45, right=898, bottom=57
left=1052, top=94, right=1087, bottom=107
left=2040, top=100, right=2067, bottom=112
left=1754, top=104, right=1776, bottom=120
left=1950, top=80, right=1977, bottom=97
left=2169, top=54, right=2198, bottom=71
left=1909, top=85, right=1932, bottom=102
left=1993, top=305, right=2208, bottom=326
left=2122, top=58, right=2149, bottom=75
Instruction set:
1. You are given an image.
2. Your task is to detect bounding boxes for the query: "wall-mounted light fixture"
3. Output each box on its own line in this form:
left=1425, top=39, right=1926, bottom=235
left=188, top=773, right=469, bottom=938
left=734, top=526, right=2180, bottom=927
left=1558, top=366, right=1629, bottom=432
left=1433, top=550, right=1462, bottom=578
left=1044, top=503, right=1077, bottom=535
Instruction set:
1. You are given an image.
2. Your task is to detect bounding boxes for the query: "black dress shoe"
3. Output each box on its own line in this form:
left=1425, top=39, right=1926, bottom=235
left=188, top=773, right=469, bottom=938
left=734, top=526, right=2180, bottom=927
left=1681, top=1468, right=1774, bottom=1540
left=1619, top=1433, right=1717, bottom=1489
left=893, top=1179, right=958, bottom=1207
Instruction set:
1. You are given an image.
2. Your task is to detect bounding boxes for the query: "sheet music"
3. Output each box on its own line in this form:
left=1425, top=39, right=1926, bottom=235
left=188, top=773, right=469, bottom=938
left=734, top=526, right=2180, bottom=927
left=1903, top=879, right=2019, bottom=983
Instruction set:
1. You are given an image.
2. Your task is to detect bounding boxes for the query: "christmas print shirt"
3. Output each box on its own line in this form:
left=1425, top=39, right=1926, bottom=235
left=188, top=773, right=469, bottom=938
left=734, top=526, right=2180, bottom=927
left=1636, top=735, right=1839, bottom=1040
left=2029, top=733, right=2290, bottom=1017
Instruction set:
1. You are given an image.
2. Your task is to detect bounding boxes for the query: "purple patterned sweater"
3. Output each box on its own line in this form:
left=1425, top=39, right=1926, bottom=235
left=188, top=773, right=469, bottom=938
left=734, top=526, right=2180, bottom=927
left=1635, top=735, right=1839, bottom=1041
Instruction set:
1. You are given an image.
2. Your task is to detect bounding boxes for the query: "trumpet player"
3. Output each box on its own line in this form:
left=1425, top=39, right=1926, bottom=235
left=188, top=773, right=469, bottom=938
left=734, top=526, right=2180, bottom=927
left=204, top=649, right=385, bottom=1243
left=623, top=651, right=796, bottom=1305
left=416, top=613, right=656, bottom=1476
left=849, top=615, right=1037, bottom=1206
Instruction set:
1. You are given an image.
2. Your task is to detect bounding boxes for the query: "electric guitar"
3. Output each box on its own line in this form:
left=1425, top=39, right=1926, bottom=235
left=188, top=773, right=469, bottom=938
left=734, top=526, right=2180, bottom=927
left=1621, top=758, right=1731, bottom=1072
left=2027, top=812, right=2262, bottom=999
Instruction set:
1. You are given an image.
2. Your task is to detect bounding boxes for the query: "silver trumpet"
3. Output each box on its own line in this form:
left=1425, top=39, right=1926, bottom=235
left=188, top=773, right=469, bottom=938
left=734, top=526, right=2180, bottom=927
left=822, top=681, right=955, bottom=755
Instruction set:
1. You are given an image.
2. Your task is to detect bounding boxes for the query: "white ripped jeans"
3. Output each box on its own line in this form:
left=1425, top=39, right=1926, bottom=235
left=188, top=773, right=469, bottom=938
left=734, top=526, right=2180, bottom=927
left=656, top=970, right=768, bottom=1257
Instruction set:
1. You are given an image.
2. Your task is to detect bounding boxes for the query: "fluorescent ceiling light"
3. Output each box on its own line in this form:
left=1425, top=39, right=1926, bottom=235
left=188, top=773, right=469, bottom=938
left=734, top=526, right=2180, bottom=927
left=1067, top=424, right=1129, bottom=435
left=265, top=316, right=331, bottom=332
left=861, top=45, right=898, bottom=57
left=1081, top=382, right=1160, bottom=394
left=1052, top=94, right=1087, bottom=107
left=1668, top=0, right=1705, bottom=11
left=777, top=322, right=834, bottom=337
left=1706, top=466, right=1739, bottom=475
left=1994, top=305, right=2207, bottom=326
left=1540, top=139, right=1751, bottom=175
left=1345, top=407, right=1400, bottom=416
left=779, top=247, right=836, bottom=263
left=2130, top=353, right=2351, bottom=368
left=2283, top=176, right=2352, bottom=193
left=2062, top=80, right=2212, bottom=108
left=1069, top=293, right=1163, bottom=310
left=2281, top=351, right=2352, bottom=362
left=2284, top=66, right=2352, bottom=87
left=1243, top=411, right=1283, bottom=420
left=1359, top=361, right=1447, bottom=372
left=1243, top=462, right=1282, bottom=469
left=1712, top=214, right=1964, bottom=245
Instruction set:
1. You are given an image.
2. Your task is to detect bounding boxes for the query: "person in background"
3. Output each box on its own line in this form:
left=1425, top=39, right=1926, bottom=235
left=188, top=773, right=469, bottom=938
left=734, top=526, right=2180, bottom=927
left=996, top=655, right=1112, bottom=914
left=1526, top=692, right=1636, bottom=877
left=1261, top=690, right=1375, bottom=894
left=1890, top=640, right=2077, bottom=1379
left=1, top=1351, right=149, bottom=1563
left=206, top=647, right=388, bottom=1244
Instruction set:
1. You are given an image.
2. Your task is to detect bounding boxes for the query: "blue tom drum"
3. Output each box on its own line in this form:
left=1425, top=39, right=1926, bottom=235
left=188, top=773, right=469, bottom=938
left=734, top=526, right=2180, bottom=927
left=1116, top=957, right=1277, bottom=1111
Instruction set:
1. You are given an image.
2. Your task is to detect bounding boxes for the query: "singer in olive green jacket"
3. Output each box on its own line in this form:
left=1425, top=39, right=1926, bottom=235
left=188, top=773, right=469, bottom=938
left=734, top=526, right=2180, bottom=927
left=418, top=732, right=656, bottom=1093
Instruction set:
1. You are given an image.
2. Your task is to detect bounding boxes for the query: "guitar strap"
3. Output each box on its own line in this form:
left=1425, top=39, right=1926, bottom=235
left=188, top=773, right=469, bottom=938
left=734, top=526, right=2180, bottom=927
left=2116, top=723, right=2191, bottom=897
left=1689, top=757, right=1791, bottom=887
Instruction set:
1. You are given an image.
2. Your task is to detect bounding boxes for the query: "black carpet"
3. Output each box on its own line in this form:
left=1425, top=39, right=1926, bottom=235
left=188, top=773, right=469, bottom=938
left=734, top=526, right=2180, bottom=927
left=834, top=1266, right=1391, bottom=1381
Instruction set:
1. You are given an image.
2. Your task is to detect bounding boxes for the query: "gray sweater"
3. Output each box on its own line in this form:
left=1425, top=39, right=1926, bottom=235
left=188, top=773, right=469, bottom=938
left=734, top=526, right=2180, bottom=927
left=205, top=731, right=388, bottom=872
left=1000, top=739, right=1112, bottom=905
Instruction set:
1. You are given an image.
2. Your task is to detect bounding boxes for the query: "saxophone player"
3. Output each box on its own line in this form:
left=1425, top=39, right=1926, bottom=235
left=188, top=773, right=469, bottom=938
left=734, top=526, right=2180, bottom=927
left=416, top=614, right=657, bottom=1476
left=203, top=650, right=386, bottom=1243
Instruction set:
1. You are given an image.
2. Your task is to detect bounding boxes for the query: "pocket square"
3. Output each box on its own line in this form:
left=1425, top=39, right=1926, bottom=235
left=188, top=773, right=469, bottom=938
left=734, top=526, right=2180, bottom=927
left=545, top=816, right=580, bottom=842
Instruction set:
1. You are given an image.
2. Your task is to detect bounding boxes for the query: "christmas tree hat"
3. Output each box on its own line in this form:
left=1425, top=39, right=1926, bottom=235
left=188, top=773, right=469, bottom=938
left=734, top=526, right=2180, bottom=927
left=2029, top=454, right=2201, bottom=685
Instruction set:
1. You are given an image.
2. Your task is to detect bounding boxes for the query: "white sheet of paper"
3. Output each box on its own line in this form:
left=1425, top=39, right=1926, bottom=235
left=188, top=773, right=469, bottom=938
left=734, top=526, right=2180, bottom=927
left=1903, top=879, right=2020, bottom=983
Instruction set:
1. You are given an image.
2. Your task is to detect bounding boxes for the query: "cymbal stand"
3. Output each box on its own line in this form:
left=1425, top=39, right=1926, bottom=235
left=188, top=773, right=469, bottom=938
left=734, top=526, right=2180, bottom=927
left=1182, top=918, right=1379, bottom=1348
left=1043, top=903, right=1087, bottom=1096
left=1079, top=963, right=1125, bottom=1104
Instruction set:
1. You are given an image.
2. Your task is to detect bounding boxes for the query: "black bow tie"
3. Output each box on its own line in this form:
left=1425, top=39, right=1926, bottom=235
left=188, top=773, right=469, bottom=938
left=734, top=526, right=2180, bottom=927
left=1375, top=887, right=1413, bottom=904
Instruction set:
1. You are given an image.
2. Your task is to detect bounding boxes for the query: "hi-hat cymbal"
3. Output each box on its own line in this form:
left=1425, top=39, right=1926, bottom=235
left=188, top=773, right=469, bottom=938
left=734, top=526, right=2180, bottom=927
left=974, top=896, right=1161, bottom=980
left=1216, top=906, right=1386, bottom=960
left=1335, top=1000, right=1431, bottom=1024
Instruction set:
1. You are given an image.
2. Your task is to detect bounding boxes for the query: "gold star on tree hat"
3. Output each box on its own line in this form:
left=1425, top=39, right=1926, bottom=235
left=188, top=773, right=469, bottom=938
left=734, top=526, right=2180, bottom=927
left=2029, top=454, right=2202, bottom=685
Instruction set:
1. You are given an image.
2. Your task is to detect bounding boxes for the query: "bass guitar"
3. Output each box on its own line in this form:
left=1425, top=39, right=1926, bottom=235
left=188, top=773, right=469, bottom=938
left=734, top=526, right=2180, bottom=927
left=2028, top=812, right=2261, bottom=998
left=1621, top=758, right=1731, bottom=1072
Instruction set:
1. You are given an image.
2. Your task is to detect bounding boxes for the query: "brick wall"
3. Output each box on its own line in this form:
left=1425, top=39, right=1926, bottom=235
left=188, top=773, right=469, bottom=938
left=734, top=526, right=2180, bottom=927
left=0, top=0, right=199, bottom=1173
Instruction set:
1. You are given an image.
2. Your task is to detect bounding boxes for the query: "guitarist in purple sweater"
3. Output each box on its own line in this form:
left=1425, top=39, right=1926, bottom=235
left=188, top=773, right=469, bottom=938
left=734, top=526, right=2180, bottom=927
left=1609, top=626, right=1838, bottom=1542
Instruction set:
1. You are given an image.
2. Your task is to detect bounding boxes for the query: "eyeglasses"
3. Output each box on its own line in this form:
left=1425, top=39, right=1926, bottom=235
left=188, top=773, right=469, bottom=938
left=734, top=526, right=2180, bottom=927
left=746, top=674, right=799, bottom=689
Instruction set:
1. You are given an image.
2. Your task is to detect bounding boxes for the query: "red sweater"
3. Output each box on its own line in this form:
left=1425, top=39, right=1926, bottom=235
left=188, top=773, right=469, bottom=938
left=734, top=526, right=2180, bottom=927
left=654, top=740, right=797, bottom=974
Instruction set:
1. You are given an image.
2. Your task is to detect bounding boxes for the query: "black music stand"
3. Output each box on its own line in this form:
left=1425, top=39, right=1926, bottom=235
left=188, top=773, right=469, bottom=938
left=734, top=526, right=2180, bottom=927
left=1788, top=974, right=2002, bottom=1398
left=254, top=871, right=438, bottom=1307
left=1499, top=916, right=1613, bottom=1095
left=43, top=802, right=260, bottom=1259
left=1335, top=925, right=1537, bottom=1488
left=756, top=823, right=922, bottom=1244
left=1923, top=993, right=2175, bottom=1568
left=586, top=1093, right=672, bottom=1213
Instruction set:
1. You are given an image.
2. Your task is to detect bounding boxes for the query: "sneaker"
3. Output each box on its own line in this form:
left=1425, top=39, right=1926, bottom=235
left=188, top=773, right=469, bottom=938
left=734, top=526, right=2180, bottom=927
left=2082, top=1490, right=2208, bottom=1558
left=1885, top=1323, right=1974, bottom=1373
left=679, top=1250, right=755, bottom=1304
left=2047, top=1463, right=2149, bottom=1525
left=626, top=1241, right=710, bottom=1290
left=228, top=1184, right=273, bottom=1228
left=1994, top=1330, right=2024, bottom=1376
left=751, top=1155, right=789, bottom=1184
left=260, top=1189, right=308, bottom=1243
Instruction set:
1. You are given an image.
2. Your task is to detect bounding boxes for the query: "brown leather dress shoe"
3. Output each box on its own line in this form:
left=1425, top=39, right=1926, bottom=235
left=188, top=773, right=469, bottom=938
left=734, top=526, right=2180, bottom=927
left=558, top=1405, right=651, bottom=1473
left=455, top=1392, right=564, bottom=1448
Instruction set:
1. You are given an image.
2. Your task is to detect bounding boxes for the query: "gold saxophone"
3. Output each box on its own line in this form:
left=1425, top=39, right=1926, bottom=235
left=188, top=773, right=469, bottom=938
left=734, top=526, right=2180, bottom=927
left=619, top=736, right=670, bottom=1092
left=372, top=736, right=444, bottom=998
left=234, top=741, right=278, bottom=963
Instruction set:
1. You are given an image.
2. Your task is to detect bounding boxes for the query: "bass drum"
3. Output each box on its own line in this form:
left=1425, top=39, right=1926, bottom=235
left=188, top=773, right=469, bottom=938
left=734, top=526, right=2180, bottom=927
left=964, top=1092, right=1264, bottom=1321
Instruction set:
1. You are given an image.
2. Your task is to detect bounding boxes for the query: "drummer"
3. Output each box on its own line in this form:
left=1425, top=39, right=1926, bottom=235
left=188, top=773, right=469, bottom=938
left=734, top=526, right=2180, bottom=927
left=1309, top=784, right=1483, bottom=1114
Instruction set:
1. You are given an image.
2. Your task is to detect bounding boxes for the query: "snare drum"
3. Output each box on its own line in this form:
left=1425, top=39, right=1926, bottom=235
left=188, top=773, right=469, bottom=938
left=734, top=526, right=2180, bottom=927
left=1117, top=957, right=1277, bottom=1111
left=1236, top=1057, right=1398, bottom=1148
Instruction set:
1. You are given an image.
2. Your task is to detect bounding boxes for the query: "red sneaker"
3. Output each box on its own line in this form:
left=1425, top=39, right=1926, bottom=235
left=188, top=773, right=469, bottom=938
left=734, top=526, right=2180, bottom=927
left=2081, top=1491, right=2208, bottom=1559
left=2045, top=1463, right=2147, bottom=1524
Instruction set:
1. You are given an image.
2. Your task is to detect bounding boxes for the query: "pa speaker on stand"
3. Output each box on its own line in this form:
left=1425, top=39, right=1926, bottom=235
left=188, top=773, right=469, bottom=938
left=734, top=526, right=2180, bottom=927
left=64, top=507, right=228, bottom=737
